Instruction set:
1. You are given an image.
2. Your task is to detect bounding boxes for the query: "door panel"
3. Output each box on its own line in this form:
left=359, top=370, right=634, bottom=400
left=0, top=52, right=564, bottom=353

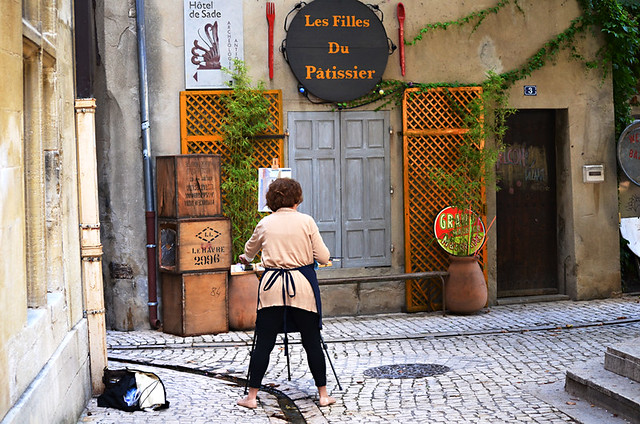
left=341, top=112, right=390, bottom=267
left=289, top=112, right=341, bottom=266
left=288, top=111, right=391, bottom=268
left=496, top=109, right=558, bottom=296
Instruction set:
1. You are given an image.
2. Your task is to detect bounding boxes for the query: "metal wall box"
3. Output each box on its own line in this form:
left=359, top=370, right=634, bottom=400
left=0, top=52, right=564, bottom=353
left=583, top=165, right=605, bottom=183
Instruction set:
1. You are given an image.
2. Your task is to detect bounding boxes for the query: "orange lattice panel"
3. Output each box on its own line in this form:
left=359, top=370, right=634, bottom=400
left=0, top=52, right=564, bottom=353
left=180, top=90, right=284, bottom=208
left=402, top=87, right=487, bottom=312
left=180, top=90, right=283, bottom=149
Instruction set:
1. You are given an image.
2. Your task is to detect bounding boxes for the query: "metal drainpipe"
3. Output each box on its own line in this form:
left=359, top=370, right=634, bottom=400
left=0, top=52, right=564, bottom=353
left=135, top=0, right=160, bottom=329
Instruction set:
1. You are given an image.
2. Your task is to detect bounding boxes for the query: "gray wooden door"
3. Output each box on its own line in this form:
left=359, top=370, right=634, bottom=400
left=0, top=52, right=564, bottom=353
left=288, top=111, right=391, bottom=268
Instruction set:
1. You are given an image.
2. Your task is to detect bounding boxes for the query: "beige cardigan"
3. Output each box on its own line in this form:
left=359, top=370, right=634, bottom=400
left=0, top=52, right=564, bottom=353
left=244, top=208, right=330, bottom=311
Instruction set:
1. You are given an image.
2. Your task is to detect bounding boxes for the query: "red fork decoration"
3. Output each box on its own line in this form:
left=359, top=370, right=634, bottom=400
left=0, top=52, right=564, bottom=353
left=266, top=2, right=275, bottom=79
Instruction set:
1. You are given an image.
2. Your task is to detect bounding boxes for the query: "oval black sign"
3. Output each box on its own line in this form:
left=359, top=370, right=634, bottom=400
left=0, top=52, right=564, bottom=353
left=618, top=120, right=640, bottom=185
left=285, top=0, right=389, bottom=103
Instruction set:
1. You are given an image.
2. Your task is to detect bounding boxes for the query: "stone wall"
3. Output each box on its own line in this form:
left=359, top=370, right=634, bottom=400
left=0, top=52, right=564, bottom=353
left=0, top=0, right=93, bottom=421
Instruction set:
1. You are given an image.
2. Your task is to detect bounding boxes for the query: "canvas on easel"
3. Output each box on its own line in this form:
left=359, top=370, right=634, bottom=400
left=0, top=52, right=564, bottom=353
left=257, top=167, right=292, bottom=212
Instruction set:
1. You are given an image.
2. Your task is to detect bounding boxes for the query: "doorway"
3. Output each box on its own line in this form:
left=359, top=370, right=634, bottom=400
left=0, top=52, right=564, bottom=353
left=496, top=109, right=558, bottom=297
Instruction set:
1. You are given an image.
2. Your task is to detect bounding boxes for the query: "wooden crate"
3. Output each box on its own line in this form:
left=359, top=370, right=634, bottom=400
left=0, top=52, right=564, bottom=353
left=157, top=154, right=222, bottom=218
left=161, top=271, right=228, bottom=336
left=159, top=217, right=232, bottom=273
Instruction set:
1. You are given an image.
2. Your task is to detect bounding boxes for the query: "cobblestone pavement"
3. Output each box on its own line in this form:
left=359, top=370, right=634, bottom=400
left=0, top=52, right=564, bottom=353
left=78, top=296, right=640, bottom=423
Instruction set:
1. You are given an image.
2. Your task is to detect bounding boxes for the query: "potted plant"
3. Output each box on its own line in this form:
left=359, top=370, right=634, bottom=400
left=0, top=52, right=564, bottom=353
left=430, top=72, right=515, bottom=313
left=219, top=60, right=270, bottom=330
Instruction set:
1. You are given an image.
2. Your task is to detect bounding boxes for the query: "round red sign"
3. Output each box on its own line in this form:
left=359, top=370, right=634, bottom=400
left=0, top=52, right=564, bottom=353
left=618, top=120, right=640, bottom=186
left=434, top=207, right=486, bottom=256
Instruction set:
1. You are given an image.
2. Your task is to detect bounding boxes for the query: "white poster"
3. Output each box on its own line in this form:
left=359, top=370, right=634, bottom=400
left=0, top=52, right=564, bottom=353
left=183, top=1, right=243, bottom=89
left=258, top=168, right=292, bottom=212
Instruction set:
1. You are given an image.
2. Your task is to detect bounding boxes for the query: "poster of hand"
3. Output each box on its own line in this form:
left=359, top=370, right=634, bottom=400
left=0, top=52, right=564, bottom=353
left=184, top=1, right=243, bottom=88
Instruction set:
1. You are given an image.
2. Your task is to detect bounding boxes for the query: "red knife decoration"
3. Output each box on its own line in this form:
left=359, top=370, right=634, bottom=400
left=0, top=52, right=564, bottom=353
left=397, top=3, right=406, bottom=76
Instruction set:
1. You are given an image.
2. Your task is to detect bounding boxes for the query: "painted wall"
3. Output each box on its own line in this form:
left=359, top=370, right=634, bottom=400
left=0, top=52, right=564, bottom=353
left=94, top=1, right=150, bottom=330
left=95, top=0, right=620, bottom=329
left=1, top=0, right=93, bottom=422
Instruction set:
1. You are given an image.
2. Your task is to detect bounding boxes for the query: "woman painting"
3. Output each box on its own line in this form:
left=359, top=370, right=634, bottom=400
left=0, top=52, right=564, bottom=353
left=237, top=178, right=336, bottom=409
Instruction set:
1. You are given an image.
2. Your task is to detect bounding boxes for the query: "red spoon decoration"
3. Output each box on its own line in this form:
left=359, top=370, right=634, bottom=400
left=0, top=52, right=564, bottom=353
left=397, top=3, right=405, bottom=76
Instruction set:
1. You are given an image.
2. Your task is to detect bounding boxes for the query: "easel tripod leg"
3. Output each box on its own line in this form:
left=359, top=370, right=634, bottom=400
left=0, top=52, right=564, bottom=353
left=320, top=334, right=342, bottom=391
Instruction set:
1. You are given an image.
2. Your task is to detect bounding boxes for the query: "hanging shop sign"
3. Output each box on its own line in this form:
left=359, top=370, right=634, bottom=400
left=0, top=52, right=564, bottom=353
left=284, top=0, right=390, bottom=102
left=434, top=207, right=486, bottom=256
left=618, top=120, right=640, bottom=186
left=183, top=0, right=243, bottom=89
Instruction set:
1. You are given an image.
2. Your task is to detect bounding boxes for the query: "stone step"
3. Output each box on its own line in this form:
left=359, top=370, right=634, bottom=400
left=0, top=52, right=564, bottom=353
left=605, top=337, right=640, bottom=383
left=565, top=359, right=640, bottom=424
left=496, top=294, right=570, bottom=305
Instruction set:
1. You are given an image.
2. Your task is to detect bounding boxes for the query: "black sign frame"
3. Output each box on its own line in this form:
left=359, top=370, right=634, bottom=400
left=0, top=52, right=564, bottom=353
left=284, top=0, right=391, bottom=103
left=618, top=120, right=640, bottom=186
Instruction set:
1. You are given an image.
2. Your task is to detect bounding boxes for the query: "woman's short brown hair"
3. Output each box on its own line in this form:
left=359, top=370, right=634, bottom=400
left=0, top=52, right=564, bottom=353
left=266, top=178, right=303, bottom=211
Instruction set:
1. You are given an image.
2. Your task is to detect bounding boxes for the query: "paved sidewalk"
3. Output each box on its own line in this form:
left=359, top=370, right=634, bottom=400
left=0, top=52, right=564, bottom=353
left=78, top=296, right=640, bottom=423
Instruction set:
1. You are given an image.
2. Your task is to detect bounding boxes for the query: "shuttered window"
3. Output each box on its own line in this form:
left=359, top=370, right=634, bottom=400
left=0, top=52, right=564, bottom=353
left=288, top=111, right=391, bottom=268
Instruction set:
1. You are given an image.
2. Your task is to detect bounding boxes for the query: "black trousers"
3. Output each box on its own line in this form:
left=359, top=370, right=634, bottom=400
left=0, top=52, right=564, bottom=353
left=248, top=306, right=327, bottom=388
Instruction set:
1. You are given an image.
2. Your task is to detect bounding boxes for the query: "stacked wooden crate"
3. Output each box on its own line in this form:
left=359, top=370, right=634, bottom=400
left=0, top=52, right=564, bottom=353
left=156, top=155, right=231, bottom=336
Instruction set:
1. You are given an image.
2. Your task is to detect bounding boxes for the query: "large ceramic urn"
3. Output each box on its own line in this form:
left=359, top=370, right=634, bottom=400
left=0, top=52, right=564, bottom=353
left=444, top=255, right=488, bottom=314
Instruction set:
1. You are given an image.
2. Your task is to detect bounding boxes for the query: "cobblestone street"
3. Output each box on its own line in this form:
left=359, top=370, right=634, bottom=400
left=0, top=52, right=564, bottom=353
left=79, top=297, right=640, bottom=423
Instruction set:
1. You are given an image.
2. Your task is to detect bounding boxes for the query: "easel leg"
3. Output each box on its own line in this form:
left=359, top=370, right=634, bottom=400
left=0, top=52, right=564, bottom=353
left=284, top=333, right=291, bottom=381
left=320, top=334, right=342, bottom=391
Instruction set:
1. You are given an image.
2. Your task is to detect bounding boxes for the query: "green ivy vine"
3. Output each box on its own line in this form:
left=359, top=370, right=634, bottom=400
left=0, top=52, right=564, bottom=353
left=405, top=0, right=523, bottom=45
left=338, top=0, right=639, bottom=138
left=579, top=0, right=640, bottom=136
left=428, top=73, right=515, bottom=252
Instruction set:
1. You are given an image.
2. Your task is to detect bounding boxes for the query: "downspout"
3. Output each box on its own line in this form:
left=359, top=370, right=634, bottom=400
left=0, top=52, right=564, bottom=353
left=135, top=0, right=161, bottom=329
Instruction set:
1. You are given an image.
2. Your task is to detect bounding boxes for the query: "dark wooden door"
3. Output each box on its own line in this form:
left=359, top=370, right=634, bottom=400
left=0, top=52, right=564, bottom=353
left=496, top=109, right=558, bottom=296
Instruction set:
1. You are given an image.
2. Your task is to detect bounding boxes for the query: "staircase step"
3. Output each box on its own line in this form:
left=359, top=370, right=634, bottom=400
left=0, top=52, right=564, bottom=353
left=605, top=337, right=640, bottom=383
left=565, top=359, right=640, bottom=424
left=496, top=294, right=570, bottom=305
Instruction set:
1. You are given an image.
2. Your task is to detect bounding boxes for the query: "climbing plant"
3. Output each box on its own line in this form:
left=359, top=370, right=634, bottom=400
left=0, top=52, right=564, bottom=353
left=338, top=0, right=639, bottom=138
left=333, top=0, right=640, bottom=269
left=427, top=72, right=515, bottom=255
left=579, top=0, right=640, bottom=136
left=430, top=72, right=514, bottom=211
left=405, top=0, right=522, bottom=44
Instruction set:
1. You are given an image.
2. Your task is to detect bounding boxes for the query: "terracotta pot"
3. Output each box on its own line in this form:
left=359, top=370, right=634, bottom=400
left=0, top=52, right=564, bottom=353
left=444, top=255, right=488, bottom=314
left=228, top=272, right=260, bottom=330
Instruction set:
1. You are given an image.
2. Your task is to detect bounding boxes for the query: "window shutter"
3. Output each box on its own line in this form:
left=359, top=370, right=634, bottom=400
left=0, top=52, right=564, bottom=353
left=288, top=111, right=391, bottom=268
left=341, top=112, right=391, bottom=267
left=289, top=112, right=342, bottom=267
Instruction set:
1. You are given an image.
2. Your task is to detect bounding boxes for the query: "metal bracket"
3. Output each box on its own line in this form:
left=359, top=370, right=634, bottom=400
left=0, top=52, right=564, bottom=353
left=80, top=223, right=101, bottom=229
left=82, top=256, right=102, bottom=262
left=83, top=308, right=106, bottom=318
